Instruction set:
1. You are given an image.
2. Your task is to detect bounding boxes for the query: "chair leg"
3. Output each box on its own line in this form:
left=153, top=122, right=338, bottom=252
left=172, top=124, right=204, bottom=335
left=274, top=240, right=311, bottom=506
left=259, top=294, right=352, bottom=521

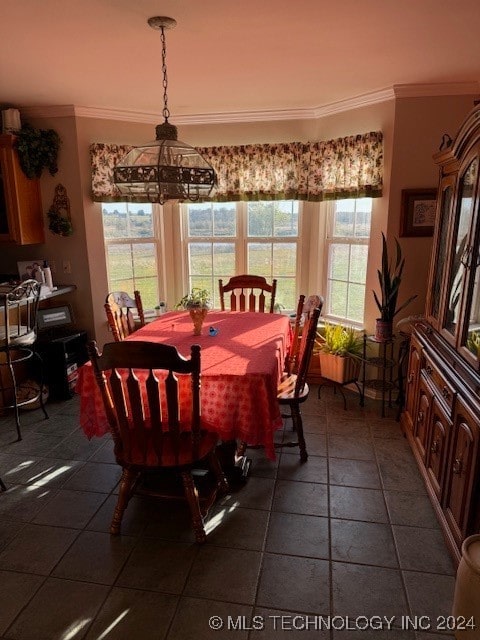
left=208, top=450, right=229, bottom=494
left=236, top=440, right=247, bottom=457
left=181, top=470, right=207, bottom=544
left=0, top=477, right=6, bottom=491
left=290, top=403, right=308, bottom=463
left=6, top=355, right=22, bottom=442
left=34, top=350, right=49, bottom=421
left=110, top=468, right=137, bottom=535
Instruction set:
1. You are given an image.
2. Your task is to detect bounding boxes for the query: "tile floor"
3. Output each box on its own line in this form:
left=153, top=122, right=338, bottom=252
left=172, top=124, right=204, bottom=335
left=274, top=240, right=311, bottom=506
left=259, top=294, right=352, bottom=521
left=0, top=386, right=457, bottom=639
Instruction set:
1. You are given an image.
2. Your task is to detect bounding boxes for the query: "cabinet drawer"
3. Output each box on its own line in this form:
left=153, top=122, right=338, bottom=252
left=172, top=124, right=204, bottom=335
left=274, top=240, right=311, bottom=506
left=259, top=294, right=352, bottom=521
left=422, top=355, right=456, bottom=413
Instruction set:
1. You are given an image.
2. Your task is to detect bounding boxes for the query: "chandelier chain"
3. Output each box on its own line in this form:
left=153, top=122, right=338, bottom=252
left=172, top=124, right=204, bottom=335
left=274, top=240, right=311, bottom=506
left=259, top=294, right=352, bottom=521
left=160, top=26, right=170, bottom=121
left=113, top=16, right=216, bottom=203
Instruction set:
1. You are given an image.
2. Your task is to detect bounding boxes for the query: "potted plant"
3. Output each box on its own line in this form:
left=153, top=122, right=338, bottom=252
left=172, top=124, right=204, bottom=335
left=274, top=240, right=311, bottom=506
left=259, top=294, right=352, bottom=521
left=175, top=287, right=211, bottom=335
left=373, top=233, right=417, bottom=341
left=13, top=123, right=61, bottom=179
left=467, top=330, right=480, bottom=359
left=317, top=322, right=364, bottom=384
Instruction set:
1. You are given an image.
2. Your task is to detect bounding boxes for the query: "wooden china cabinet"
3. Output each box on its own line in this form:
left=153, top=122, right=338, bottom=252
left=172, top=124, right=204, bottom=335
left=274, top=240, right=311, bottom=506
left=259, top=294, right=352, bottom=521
left=401, top=104, right=480, bottom=564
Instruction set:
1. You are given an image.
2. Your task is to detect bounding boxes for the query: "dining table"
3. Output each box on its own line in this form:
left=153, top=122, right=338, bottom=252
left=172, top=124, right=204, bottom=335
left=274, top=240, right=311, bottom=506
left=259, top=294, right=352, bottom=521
left=76, top=310, right=291, bottom=461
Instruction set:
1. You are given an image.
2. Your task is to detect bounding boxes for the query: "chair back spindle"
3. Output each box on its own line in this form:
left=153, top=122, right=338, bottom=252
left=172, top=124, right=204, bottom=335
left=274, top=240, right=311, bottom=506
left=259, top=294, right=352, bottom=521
left=295, top=303, right=323, bottom=396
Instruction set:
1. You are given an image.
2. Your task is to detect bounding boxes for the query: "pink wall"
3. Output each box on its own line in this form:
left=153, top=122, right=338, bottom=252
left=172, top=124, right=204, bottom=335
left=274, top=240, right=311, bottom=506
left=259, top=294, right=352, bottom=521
left=0, top=94, right=475, bottom=342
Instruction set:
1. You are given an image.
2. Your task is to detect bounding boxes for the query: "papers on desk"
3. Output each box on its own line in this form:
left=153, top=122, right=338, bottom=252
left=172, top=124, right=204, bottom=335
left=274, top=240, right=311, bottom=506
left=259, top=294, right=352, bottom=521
left=40, top=284, right=58, bottom=298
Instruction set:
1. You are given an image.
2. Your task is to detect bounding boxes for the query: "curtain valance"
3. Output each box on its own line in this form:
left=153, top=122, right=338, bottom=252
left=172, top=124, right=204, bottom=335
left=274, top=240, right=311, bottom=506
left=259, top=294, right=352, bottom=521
left=90, top=131, right=383, bottom=203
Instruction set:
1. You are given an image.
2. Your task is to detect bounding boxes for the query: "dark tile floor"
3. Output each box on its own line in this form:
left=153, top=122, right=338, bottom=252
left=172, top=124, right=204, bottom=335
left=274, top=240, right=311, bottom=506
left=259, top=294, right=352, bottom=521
left=0, top=387, right=456, bottom=639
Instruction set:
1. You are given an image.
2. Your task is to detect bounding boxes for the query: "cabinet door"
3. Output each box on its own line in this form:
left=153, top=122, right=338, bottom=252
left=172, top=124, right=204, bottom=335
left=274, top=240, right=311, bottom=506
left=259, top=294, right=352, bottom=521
left=0, top=135, right=44, bottom=245
left=444, top=400, right=480, bottom=546
left=404, top=337, right=422, bottom=431
left=414, top=377, right=432, bottom=464
left=426, top=177, right=455, bottom=328
left=442, top=155, right=479, bottom=345
left=426, top=397, right=451, bottom=501
left=0, top=144, right=16, bottom=240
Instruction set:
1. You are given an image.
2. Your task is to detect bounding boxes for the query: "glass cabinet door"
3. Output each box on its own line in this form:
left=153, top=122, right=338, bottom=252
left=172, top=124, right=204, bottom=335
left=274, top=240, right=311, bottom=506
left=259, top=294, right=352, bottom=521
left=443, top=157, right=478, bottom=340
left=463, top=246, right=480, bottom=365
left=427, top=178, right=453, bottom=327
left=461, top=171, right=480, bottom=365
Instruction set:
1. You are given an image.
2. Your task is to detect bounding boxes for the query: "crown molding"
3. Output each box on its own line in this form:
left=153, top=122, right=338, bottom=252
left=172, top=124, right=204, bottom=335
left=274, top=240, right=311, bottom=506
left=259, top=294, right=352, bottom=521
left=312, top=87, right=395, bottom=117
left=393, top=82, right=480, bottom=98
left=18, top=82, right=480, bottom=125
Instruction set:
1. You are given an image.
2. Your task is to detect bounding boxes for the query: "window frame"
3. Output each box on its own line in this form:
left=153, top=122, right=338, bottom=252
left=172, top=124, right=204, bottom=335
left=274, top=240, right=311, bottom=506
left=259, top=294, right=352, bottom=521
left=181, top=200, right=302, bottom=311
left=322, top=198, right=372, bottom=328
left=102, top=202, right=165, bottom=311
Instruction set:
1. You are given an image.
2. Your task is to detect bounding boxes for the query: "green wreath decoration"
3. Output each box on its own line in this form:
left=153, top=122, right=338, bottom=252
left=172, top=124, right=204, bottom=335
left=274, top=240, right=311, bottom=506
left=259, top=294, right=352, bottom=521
left=47, top=209, right=73, bottom=236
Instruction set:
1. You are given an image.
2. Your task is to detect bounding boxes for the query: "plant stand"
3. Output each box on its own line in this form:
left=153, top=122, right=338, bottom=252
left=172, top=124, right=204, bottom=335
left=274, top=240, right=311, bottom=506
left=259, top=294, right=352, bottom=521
left=317, top=377, right=364, bottom=410
left=361, top=334, right=397, bottom=418
left=316, top=353, right=364, bottom=410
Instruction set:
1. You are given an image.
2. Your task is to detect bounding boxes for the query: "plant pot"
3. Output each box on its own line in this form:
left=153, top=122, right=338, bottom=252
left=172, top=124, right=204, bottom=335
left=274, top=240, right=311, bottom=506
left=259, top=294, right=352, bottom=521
left=319, top=352, right=361, bottom=384
left=452, top=534, right=480, bottom=638
left=189, top=308, right=208, bottom=335
left=375, top=319, right=393, bottom=342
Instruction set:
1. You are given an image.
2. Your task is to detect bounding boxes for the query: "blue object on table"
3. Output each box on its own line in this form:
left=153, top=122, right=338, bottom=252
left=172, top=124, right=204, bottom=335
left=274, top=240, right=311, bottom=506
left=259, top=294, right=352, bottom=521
left=209, top=326, right=219, bottom=336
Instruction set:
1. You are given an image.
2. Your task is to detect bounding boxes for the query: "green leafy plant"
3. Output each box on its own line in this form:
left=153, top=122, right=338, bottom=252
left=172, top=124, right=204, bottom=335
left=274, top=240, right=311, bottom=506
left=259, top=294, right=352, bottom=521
left=318, top=322, right=363, bottom=357
left=14, top=123, right=61, bottom=179
left=467, top=330, right=480, bottom=357
left=373, top=233, right=417, bottom=322
left=47, top=208, right=73, bottom=236
left=175, top=288, right=211, bottom=309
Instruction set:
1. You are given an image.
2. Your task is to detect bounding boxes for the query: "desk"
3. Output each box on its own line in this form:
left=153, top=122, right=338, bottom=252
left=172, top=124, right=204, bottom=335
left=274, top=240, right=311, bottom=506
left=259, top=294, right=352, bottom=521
left=39, top=284, right=76, bottom=302
left=77, top=311, right=291, bottom=459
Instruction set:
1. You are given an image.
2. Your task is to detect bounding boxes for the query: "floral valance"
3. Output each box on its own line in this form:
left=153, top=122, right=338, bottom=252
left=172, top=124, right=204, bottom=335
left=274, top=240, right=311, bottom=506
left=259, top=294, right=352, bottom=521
left=90, top=131, right=383, bottom=203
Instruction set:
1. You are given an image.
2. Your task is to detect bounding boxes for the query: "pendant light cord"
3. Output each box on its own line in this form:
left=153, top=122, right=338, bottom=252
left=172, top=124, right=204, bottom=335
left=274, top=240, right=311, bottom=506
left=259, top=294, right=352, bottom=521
left=161, top=26, right=170, bottom=122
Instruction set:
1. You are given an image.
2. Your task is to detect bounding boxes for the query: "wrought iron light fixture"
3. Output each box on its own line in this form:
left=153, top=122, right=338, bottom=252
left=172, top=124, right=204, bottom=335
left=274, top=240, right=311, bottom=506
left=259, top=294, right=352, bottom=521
left=113, top=17, right=216, bottom=204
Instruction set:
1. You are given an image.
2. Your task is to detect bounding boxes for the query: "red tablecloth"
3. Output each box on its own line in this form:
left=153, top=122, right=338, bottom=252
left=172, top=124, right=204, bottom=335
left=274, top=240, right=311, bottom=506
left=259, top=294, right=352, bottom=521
left=76, top=311, right=291, bottom=459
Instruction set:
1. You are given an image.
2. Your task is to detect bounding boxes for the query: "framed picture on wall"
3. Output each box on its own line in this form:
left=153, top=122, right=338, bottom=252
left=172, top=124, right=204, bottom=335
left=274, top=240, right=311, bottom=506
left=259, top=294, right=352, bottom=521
left=400, top=188, right=437, bottom=237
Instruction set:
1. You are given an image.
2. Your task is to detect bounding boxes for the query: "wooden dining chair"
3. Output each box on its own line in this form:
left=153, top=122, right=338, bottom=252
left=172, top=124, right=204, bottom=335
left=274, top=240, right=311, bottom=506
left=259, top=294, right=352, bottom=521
left=104, top=290, right=145, bottom=341
left=218, top=275, right=277, bottom=313
left=87, top=339, right=229, bottom=543
left=277, top=301, right=323, bottom=462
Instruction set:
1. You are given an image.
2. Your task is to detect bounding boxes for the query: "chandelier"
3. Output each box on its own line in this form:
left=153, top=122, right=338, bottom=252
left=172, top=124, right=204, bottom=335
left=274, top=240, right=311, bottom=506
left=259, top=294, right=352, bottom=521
left=113, top=17, right=216, bottom=204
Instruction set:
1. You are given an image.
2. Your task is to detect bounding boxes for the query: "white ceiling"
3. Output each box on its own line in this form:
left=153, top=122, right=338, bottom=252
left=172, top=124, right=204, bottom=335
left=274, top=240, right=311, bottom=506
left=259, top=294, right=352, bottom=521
left=2, top=0, right=480, bottom=122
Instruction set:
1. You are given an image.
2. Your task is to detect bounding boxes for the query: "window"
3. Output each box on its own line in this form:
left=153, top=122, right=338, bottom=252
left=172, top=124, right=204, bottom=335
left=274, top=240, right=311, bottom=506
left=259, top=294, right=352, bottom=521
left=324, top=198, right=372, bottom=326
left=102, top=202, right=160, bottom=309
left=183, top=200, right=300, bottom=310
left=100, top=198, right=371, bottom=321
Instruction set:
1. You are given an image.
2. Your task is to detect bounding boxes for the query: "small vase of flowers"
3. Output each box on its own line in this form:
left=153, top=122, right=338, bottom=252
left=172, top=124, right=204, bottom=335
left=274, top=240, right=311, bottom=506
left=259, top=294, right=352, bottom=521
left=176, top=288, right=212, bottom=335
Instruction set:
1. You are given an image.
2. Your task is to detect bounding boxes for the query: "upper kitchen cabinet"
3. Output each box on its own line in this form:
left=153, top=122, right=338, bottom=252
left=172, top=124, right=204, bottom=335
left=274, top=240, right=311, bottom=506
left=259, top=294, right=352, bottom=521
left=0, top=134, right=45, bottom=244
